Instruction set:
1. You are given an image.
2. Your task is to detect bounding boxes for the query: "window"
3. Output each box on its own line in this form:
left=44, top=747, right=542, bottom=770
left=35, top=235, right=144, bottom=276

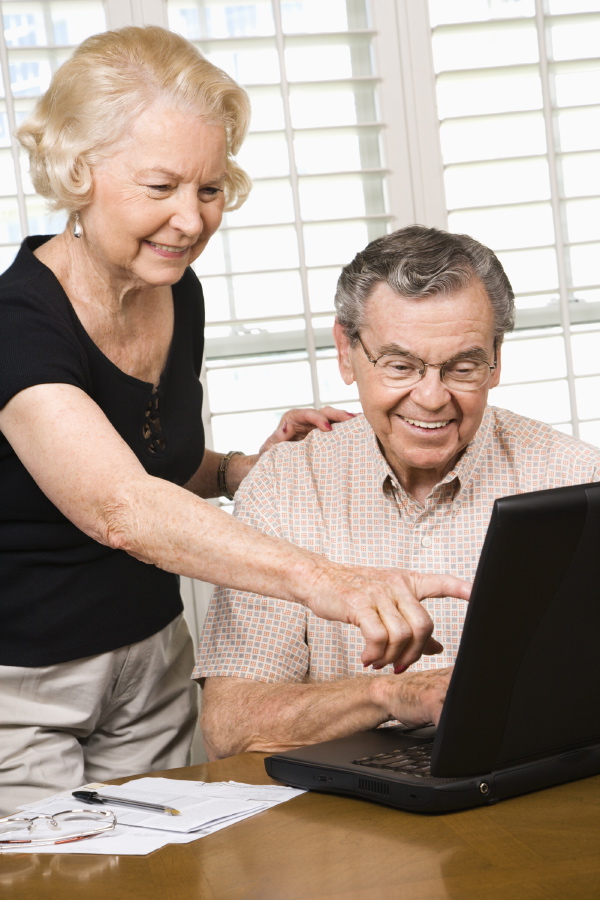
left=0, top=0, right=107, bottom=270
left=167, top=0, right=386, bottom=451
left=428, top=0, right=600, bottom=442
left=1, top=0, right=599, bottom=450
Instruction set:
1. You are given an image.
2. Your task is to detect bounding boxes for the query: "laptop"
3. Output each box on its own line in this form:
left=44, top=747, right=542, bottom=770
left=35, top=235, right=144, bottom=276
left=265, top=481, right=600, bottom=812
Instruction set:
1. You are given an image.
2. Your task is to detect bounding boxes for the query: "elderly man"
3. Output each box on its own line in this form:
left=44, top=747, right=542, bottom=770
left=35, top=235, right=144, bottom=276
left=195, top=225, right=600, bottom=758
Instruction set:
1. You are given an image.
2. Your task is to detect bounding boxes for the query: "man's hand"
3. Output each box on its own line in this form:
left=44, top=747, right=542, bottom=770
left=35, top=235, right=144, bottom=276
left=370, top=666, right=453, bottom=728
left=304, top=564, right=471, bottom=671
left=201, top=667, right=454, bottom=759
left=259, top=406, right=355, bottom=455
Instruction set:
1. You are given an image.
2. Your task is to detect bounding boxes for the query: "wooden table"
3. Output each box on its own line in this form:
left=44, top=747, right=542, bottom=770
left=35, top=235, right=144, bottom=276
left=2, top=753, right=599, bottom=900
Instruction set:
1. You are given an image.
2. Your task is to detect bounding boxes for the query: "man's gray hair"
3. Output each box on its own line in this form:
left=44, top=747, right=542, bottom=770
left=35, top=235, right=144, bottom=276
left=335, top=225, right=515, bottom=344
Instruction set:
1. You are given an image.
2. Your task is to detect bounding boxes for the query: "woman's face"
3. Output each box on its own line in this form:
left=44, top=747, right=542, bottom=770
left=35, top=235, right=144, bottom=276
left=80, top=103, right=228, bottom=291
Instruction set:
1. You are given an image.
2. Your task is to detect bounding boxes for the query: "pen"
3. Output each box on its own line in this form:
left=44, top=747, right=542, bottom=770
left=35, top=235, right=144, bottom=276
left=72, top=790, right=180, bottom=815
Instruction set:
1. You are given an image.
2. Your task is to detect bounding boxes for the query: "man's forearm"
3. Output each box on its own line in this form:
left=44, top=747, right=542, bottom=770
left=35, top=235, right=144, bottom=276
left=200, top=675, right=392, bottom=759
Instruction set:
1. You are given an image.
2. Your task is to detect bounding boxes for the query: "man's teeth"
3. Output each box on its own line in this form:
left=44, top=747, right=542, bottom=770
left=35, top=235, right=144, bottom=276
left=401, top=417, right=450, bottom=429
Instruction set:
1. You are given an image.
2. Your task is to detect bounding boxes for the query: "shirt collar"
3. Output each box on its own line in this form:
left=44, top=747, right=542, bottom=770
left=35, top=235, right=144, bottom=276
left=442, top=405, right=492, bottom=494
left=361, top=416, right=397, bottom=491
left=361, top=406, right=493, bottom=501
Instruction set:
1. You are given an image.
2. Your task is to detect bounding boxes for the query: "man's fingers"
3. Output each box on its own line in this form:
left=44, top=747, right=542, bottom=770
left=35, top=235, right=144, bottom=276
left=384, top=666, right=453, bottom=728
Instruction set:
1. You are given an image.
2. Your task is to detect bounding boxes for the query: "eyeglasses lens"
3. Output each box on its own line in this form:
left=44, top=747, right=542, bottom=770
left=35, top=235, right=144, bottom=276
left=376, top=356, right=491, bottom=391
left=0, top=810, right=115, bottom=844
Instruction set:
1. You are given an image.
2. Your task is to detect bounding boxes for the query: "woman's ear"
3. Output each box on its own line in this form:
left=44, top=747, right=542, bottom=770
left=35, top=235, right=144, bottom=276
left=333, top=319, right=357, bottom=386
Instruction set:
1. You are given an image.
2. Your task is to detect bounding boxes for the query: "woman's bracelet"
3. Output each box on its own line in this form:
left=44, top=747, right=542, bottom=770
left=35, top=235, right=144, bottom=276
left=217, top=450, right=244, bottom=501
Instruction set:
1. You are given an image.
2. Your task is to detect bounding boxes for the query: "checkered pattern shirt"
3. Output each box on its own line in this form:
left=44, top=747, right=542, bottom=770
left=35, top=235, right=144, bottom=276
left=193, top=407, right=600, bottom=683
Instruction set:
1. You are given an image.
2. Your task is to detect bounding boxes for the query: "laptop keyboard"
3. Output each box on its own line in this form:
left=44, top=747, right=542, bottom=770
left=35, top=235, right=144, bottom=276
left=352, top=744, right=432, bottom=777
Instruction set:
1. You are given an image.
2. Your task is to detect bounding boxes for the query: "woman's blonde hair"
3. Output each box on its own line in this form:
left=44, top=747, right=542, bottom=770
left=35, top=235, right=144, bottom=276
left=16, top=25, right=252, bottom=213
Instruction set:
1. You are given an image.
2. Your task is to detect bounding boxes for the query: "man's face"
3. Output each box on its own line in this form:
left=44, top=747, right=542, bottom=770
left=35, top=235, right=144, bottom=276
left=335, top=280, right=501, bottom=495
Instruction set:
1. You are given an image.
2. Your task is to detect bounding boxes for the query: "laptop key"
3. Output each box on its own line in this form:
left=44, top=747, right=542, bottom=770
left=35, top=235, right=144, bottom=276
left=352, top=744, right=433, bottom=776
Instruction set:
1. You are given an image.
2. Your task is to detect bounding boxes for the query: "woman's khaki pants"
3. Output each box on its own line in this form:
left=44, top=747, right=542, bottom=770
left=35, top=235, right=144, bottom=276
left=0, top=614, right=198, bottom=815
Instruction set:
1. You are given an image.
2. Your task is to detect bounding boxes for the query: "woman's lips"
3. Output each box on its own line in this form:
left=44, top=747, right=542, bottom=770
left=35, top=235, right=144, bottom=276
left=146, top=240, right=190, bottom=258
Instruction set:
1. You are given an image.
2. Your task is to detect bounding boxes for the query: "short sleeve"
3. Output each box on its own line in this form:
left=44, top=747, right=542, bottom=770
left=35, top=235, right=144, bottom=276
left=0, top=283, right=88, bottom=410
left=193, top=450, right=310, bottom=683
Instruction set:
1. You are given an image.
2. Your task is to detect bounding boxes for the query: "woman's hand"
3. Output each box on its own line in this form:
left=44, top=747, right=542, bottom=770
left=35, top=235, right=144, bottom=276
left=304, top=563, right=472, bottom=671
left=259, top=406, right=355, bottom=455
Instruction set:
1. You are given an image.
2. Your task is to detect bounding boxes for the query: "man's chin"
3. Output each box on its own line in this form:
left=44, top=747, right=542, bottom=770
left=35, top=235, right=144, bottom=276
left=383, top=442, right=461, bottom=480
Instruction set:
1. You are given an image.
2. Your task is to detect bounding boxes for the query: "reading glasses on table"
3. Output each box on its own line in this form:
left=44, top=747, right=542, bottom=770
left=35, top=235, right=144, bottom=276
left=0, top=809, right=116, bottom=847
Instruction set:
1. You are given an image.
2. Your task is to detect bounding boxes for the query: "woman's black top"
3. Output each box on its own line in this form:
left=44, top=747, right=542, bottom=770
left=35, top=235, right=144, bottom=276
left=0, top=236, right=205, bottom=666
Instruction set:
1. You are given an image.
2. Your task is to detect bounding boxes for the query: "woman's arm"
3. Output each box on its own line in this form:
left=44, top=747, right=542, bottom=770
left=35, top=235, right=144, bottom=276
left=184, top=448, right=260, bottom=499
left=0, top=383, right=470, bottom=668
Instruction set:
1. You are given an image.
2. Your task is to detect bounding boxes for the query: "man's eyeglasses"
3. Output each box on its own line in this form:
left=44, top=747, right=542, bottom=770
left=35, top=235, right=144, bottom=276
left=0, top=809, right=116, bottom=847
left=357, top=336, right=497, bottom=393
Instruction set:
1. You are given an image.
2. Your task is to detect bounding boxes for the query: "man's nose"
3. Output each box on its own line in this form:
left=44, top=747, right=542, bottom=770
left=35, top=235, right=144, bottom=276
left=408, top=364, right=451, bottom=408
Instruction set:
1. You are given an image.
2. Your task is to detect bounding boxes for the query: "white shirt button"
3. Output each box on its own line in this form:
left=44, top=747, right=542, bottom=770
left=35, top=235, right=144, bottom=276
left=421, top=536, right=432, bottom=548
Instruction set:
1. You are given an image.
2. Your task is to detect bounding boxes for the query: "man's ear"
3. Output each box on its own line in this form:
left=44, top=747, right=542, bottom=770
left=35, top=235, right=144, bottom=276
left=490, top=342, right=502, bottom=388
left=333, top=319, right=356, bottom=385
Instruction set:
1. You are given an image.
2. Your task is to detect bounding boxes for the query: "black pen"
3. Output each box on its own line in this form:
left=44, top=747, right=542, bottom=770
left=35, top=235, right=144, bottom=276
left=72, top=790, right=180, bottom=815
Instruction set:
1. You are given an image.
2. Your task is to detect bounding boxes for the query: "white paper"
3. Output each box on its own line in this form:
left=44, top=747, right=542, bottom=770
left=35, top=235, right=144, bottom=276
left=124, top=776, right=305, bottom=807
left=2, top=777, right=305, bottom=855
left=76, top=784, right=268, bottom=832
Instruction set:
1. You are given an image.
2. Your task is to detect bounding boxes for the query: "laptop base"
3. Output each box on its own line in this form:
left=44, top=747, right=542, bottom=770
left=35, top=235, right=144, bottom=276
left=265, top=726, right=600, bottom=813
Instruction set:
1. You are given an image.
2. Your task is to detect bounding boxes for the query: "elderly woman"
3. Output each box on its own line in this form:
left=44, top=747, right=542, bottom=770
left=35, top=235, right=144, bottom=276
left=0, top=25, right=468, bottom=812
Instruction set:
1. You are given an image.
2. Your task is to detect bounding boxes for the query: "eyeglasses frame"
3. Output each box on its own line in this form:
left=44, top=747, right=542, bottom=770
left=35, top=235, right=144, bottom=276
left=0, top=809, right=116, bottom=846
left=357, top=335, right=497, bottom=392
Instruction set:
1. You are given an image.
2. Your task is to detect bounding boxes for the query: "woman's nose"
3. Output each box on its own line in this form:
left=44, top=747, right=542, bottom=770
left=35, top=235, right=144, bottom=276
left=171, top=192, right=203, bottom=237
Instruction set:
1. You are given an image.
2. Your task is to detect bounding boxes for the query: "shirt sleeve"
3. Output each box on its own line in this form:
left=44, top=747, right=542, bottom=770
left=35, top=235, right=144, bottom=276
left=193, top=450, right=310, bottom=683
left=0, top=284, right=88, bottom=410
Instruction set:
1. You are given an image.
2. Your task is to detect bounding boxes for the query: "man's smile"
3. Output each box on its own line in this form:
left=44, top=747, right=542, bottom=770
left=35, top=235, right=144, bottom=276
left=398, top=415, right=452, bottom=430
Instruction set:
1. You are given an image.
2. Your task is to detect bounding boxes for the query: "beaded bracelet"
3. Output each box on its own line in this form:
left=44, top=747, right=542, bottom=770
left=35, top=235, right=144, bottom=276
left=217, top=450, right=244, bottom=501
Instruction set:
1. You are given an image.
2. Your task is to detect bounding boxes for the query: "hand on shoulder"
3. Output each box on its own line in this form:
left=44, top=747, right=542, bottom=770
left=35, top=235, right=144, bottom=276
left=259, top=406, right=356, bottom=455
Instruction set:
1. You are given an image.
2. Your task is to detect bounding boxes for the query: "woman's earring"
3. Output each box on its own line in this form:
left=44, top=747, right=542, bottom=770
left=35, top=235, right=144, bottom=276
left=73, top=213, right=83, bottom=239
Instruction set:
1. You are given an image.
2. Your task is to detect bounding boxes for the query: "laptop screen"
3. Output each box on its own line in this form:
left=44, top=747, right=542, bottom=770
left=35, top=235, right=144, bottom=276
left=431, top=481, right=600, bottom=777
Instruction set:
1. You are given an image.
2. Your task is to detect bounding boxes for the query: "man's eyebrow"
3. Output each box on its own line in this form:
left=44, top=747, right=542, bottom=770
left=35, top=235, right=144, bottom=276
left=447, top=348, right=492, bottom=363
left=377, top=344, right=492, bottom=362
left=377, top=343, right=414, bottom=357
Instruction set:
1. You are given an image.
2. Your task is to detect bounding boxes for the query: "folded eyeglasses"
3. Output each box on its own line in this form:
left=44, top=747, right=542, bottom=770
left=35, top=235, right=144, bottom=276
left=0, top=809, right=116, bottom=847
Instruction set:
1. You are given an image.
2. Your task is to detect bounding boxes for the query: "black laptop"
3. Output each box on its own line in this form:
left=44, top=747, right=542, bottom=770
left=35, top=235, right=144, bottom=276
left=265, top=481, right=600, bottom=812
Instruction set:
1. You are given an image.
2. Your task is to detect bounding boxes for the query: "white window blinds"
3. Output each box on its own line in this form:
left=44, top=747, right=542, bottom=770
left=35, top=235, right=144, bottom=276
left=2, top=0, right=599, bottom=450
left=167, top=0, right=386, bottom=451
left=428, top=0, right=600, bottom=442
left=0, top=1, right=107, bottom=271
